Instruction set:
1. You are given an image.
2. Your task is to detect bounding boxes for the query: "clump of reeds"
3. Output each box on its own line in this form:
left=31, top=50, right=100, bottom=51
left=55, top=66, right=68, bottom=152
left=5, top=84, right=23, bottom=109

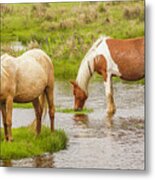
left=123, top=6, right=142, bottom=20
left=97, top=3, right=107, bottom=13
left=0, top=4, right=14, bottom=15
left=42, top=21, right=60, bottom=31
left=60, top=18, right=77, bottom=29
left=27, top=40, right=40, bottom=49
left=1, top=44, right=23, bottom=57
left=44, top=9, right=57, bottom=21
left=31, top=3, right=47, bottom=18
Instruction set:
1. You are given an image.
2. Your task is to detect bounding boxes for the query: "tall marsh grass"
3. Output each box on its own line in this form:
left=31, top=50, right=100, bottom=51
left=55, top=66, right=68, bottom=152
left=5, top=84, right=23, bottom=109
left=1, top=1, right=144, bottom=80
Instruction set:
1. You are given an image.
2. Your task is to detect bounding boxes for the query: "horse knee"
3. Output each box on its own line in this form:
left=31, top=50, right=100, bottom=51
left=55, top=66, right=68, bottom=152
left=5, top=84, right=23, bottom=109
left=49, top=106, right=55, bottom=117
left=6, top=120, right=12, bottom=127
left=49, top=107, right=55, bottom=131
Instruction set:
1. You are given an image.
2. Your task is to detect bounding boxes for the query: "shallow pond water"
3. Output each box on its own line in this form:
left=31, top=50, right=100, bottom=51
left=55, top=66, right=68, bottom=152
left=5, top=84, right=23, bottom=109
left=0, top=81, right=145, bottom=170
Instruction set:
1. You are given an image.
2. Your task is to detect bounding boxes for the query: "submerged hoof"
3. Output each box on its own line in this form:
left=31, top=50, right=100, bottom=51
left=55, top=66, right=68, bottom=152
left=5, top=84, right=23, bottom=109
left=106, top=107, right=116, bottom=117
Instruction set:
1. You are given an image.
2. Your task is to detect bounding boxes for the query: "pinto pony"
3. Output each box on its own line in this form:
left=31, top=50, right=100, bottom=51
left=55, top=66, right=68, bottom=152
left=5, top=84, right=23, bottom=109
left=71, top=36, right=144, bottom=119
left=0, top=49, right=55, bottom=141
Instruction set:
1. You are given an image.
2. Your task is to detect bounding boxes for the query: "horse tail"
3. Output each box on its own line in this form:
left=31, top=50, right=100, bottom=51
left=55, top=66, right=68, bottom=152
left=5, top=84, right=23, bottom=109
left=28, top=92, right=47, bottom=131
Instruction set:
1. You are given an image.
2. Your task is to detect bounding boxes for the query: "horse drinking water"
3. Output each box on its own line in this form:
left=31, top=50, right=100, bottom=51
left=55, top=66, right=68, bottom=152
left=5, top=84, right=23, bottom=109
left=71, top=36, right=144, bottom=123
left=0, top=49, right=55, bottom=141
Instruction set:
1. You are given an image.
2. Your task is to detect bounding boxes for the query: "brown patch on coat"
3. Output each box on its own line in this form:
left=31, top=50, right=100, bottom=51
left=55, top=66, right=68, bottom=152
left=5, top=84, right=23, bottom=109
left=106, top=37, right=144, bottom=81
left=94, top=55, right=107, bottom=81
left=70, top=81, right=87, bottom=110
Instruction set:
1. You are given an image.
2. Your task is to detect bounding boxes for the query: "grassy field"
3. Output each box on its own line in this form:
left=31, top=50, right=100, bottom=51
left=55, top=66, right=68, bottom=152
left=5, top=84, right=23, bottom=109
left=1, top=1, right=144, bottom=80
left=0, top=126, right=68, bottom=160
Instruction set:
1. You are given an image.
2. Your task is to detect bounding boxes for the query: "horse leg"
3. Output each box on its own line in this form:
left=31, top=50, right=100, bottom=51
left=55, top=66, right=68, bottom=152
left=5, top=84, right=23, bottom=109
left=104, top=74, right=116, bottom=118
left=5, top=96, right=13, bottom=142
left=1, top=103, right=8, bottom=141
left=45, top=87, right=55, bottom=131
left=32, top=97, right=43, bottom=135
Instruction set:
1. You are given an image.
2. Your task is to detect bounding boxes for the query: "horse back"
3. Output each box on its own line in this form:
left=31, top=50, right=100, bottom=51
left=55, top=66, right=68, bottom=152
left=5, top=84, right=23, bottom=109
left=107, top=37, right=144, bottom=80
left=21, top=49, right=54, bottom=78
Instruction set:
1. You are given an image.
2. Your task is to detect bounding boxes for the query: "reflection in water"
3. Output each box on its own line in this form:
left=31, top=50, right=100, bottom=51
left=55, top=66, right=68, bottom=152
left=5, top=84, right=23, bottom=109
left=73, top=113, right=114, bottom=129
left=73, top=114, right=89, bottom=127
left=105, top=114, right=114, bottom=128
left=0, top=82, right=144, bottom=169
left=1, top=154, right=54, bottom=168
left=34, top=154, right=54, bottom=168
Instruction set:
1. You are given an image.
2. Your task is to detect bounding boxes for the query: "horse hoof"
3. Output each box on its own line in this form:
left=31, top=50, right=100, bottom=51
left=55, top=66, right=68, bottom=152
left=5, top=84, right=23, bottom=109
left=36, top=132, right=41, bottom=136
left=106, top=109, right=116, bottom=118
left=8, top=138, right=14, bottom=142
left=51, top=128, right=54, bottom=132
left=5, top=138, right=14, bottom=142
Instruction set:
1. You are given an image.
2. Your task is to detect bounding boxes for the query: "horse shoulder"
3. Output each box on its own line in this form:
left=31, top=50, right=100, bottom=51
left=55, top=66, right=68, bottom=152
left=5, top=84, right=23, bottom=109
left=22, top=49, right=53, bottom=73
left=0, top=59, right=17, bottom=100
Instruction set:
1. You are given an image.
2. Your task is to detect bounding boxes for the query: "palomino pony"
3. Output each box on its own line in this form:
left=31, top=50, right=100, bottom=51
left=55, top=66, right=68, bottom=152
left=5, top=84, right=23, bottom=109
left=71, top=36, right=144, bottom=122
left=0, top=49, right=55, bottom=141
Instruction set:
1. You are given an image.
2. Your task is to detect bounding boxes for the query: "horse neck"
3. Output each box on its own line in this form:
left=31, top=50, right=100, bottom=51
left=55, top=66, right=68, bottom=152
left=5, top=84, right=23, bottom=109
left=76, top=58, right=94, bottom=95
left=76, top=36, right=109, bottom=94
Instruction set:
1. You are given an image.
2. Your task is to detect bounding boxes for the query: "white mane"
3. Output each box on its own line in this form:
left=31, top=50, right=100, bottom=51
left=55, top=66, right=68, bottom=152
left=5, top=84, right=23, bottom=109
left=76, top=36, right=109, bottom=94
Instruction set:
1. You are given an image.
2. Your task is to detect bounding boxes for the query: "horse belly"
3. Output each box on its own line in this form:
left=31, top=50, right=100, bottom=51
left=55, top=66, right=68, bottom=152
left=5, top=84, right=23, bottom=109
left=14, top=86, right=44, bottom=103
left=119, top=56, right=144, bottom=81
left=14, top=61, right=48, bottom=102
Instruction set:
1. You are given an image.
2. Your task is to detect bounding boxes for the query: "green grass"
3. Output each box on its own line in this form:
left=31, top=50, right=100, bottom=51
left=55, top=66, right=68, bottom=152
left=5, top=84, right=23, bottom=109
left=0, top=126, right=68, bottom=160
left=1, top=1, right=144, bottom=80
left=112, top=76, right=145, bottom=85
left=13, top=103, right=33, bottom=108
left=90, top=74, right=145, bottom=85
left=56, top=107, right=93, bottom=114
left=13, top=103, right=93, bottom=114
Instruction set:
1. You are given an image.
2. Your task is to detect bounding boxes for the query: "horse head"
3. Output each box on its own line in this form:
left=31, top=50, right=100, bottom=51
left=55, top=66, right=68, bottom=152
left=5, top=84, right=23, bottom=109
left=70, top=80, right=87, bottom=111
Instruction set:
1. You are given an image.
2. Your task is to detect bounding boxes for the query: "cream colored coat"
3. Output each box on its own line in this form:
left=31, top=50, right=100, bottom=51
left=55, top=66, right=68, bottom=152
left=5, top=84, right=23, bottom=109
left=0, top=49, right=55, bottom=141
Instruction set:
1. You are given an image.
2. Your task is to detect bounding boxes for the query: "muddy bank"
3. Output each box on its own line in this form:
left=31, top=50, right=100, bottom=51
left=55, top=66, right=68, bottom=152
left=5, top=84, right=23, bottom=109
left=0, top=82, right=145, bottom=169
